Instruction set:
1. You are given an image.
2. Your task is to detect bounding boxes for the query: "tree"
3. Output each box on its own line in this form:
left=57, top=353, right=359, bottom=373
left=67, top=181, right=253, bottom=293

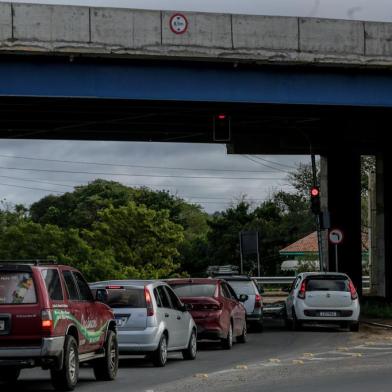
left=84, top=202, right=185, bottom=279
left=0, top=220, right=124, bottom=281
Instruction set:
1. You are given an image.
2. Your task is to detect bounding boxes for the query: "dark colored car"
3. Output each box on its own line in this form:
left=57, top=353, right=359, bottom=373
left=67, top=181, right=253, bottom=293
left=0, top=260, right=119, bottom=391
left=166, top=278, right=247, bottom=349
left=218, top=275, right=264, bottom=331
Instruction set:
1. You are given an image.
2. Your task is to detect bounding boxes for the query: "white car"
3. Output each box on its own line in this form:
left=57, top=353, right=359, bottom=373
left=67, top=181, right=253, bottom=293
left=90, top=280, right=197, bottom=367
left=284, top=272, right=360, bottom=331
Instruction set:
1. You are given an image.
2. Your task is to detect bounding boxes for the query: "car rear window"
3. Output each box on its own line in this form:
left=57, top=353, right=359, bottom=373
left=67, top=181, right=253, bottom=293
left=306, top=276, right=349, bottom=292
left=0, top=272, right=37, bottom=304
left=227, top=281, right=256, bottom=295
left=171, top=284, right=216, bottom=298
left=106, top=288, right=146, bottom=308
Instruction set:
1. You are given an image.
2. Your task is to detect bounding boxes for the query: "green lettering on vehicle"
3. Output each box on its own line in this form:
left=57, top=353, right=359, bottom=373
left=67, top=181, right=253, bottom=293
left=52, top=309, right=108, bottom=343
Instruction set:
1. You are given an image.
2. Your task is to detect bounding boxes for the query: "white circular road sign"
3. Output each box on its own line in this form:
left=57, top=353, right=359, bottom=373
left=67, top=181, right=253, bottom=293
left=170, top=13, right=188, bottom=34
left=329, top=229, right=344, bottom=245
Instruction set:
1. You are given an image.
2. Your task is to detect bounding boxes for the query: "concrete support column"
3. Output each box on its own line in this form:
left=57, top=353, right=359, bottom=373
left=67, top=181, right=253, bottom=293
left=326, top=149, right=362, bottom=295
left=381, top=154, right=392, bottom=300
left=370, top=157, right=385, bottom=297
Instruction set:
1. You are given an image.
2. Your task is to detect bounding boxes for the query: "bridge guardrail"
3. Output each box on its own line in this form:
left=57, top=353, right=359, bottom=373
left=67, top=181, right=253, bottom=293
left=252, top=276, right=370, bottom=288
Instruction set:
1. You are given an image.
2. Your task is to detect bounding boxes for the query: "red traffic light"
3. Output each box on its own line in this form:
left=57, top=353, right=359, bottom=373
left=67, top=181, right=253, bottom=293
left=217, top=114, right=227, bottom=120
left=310, top=187, right=320, bottom=197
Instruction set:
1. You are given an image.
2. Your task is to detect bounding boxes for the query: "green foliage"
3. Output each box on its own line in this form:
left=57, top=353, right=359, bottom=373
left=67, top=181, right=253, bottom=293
left=85, top=202, right=184, bottom=279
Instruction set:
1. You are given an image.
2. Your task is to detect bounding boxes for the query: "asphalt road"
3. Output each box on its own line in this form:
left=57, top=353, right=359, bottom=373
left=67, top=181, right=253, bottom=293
left=5, top=319, right=392, bottom=392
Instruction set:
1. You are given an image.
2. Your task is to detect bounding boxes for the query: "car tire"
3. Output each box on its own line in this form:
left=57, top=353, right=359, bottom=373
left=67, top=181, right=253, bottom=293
left=0, top=367, right=20, bottom=384
left=237, top=323, right=247, bottom=343
left=222, top=322, right=233, bottom=350
left=51, top=335, right=79, bottom=391
left=292, top=308, right=302, bottom=331
left=350, top=322, right=359, bottom=332
left=254, top=320, right=264, bottom=332
left=182, top=330, right=197, bottom=360
left=93, top=330, right=119, bottom=381
left=152, top=334, right=168, bottom=367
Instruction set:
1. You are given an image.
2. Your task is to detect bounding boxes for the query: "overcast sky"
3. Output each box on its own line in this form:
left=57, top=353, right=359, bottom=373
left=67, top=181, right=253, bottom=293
left=5, top=0, right=392, bottom=22
left=0, top=140, right=303, bottom=214
left=1, top=0, right=385, bottom=213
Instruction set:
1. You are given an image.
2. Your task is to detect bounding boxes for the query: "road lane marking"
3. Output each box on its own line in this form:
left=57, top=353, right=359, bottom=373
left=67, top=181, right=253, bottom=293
left=269, top=358, right=281, bottom=363
left=194, top=373, right=209, bottom=379
left=292, top=360, right=304, bottom=365
left=235, top=365, right=248, bottom=370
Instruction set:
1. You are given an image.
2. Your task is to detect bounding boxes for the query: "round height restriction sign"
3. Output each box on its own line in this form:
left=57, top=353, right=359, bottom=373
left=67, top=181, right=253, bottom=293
left=170, top=13, right=188, bottom=34
left=329, top=229, right=344, bottom=245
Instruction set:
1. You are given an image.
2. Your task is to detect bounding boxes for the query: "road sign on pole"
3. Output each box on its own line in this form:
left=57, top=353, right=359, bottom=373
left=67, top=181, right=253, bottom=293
left=329, top=229, right=343, bottom=272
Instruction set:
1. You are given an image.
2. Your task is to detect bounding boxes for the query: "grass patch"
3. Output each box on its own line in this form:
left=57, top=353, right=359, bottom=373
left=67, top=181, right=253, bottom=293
left=361, top=300, right=392, bottom=319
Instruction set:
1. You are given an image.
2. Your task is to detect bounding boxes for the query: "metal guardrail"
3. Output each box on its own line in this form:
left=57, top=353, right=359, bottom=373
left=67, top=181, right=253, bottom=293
left=253, top=276, right=370, bottom=288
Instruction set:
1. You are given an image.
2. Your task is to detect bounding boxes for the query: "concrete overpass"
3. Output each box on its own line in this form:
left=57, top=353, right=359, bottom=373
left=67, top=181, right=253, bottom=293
left=1, top=3, right=392, bottom=298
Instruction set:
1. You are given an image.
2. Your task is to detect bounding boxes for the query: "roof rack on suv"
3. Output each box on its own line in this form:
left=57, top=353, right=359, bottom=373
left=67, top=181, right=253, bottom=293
left=0, top=259, right=58, bottom=266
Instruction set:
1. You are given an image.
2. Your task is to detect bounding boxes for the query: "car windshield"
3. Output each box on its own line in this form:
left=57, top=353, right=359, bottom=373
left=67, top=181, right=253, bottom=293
left=306, top=276, right=349, bottom=292
left=171, top=284, right=216, bottom=297
left=227, top=281, right=256, bottom=295
left=106, top=287, right=146, bottom=308
left=0, top=271, right=37, bottom=304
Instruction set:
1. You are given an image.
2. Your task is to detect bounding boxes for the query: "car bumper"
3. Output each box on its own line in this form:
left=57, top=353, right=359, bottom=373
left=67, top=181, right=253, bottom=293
left=0, top=336, right=64, bottom=367
left=295, top=301, right=360, bottom=322
left=246, top=309, right=263, bottom=322
left=118, top=327, right=160, bottom=353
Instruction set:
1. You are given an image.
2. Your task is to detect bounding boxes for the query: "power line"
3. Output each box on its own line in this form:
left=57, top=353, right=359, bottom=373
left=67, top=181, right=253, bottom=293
left=0, top=153, right=286, bottom=174
left=0, top=182, right=63, bottom=194
left=242, top=155, right=290, bottom=173
left=0, top=165, right=288, bottom=181
left=248, top=155, right=297, bottom=169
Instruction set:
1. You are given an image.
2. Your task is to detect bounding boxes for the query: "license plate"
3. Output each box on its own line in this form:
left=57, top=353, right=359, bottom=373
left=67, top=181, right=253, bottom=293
left=0, top=320, right=4, bottom=331
left=319, top=311, right=337, bottom=317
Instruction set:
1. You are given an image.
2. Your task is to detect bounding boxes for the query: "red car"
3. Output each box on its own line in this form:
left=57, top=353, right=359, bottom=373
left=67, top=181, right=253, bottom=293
left=0, top=260, right=118, bottom=391
left=166, top=278, right=247, bottom=349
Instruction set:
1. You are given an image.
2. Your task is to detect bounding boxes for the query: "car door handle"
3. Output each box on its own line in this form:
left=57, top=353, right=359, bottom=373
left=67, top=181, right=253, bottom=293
left=165, top=313, right=170, bottom=318
left=177, top=316, right=181, bottom=320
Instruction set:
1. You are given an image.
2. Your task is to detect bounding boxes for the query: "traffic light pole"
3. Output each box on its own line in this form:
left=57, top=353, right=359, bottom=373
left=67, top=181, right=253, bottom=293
left=311, top=154, right=325, bottom=272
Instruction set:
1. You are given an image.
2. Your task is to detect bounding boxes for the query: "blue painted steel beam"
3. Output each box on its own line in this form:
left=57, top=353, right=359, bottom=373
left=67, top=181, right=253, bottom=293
left=1, top=60, right=392, bottom=107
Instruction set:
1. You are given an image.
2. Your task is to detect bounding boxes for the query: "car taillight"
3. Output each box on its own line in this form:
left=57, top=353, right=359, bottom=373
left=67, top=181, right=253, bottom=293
left=298, top=281, right=306, bottom=299
left=348, top=280, right=358, bottom=300
left=41, top=309, right=53, bottom=334
left=106, top=285, right=124, bottom=290
left=255, top=294, right=262, bottom=308
left=145, top=287, right=154, bottom=317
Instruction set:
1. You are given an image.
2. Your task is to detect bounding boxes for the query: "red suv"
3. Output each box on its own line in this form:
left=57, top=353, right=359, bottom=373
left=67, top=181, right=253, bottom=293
left=0, top=260, right=119, bottom=391
left=166, top=278, right=247, bottom=349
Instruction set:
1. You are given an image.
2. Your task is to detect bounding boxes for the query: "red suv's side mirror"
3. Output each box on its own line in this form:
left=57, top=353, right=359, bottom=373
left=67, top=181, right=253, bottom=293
left=95, top=289, right=108, bottom=303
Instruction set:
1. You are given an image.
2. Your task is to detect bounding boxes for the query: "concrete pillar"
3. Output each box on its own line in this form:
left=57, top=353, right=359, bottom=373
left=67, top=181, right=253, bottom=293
left=371, top=156, right=386, bottom=297
left=326, top=149, right=362, bottom=295
left=381, top=154, right=392, bottom=300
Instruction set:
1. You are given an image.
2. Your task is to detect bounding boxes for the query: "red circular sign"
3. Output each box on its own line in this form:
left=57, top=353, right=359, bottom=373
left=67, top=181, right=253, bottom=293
left=170, top=13, right=188, bottom=35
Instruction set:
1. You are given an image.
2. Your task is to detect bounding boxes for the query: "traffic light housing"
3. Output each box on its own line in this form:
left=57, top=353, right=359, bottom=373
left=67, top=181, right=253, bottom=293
left=310, top=187, right=321, bottom=214
left=213, top=114, right=231, bottom=142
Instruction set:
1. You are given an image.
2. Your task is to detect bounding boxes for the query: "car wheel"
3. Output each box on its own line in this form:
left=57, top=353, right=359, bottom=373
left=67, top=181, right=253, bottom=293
left=292, top=308, right=302, bottom=331
left=152, top=334, right=168, bottom=367
left=51, top=335, right=79, bottom=391
left=222, top=323, right=233, bottom=350
left=0, top=367, right=20, bottom=384
left=182, top=330, right=197, bottom=360
left=93, top=330, right=119, bottom=381
left=350, top=322, right=359, bottom=332
left=237, top=323, right=247, bottom=343
left=254, top=320, right=264, bottom=332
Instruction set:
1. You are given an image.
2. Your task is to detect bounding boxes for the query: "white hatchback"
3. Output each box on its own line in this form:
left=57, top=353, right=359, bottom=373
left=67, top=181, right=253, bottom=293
left=284, top=272, right=360, bottom=331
